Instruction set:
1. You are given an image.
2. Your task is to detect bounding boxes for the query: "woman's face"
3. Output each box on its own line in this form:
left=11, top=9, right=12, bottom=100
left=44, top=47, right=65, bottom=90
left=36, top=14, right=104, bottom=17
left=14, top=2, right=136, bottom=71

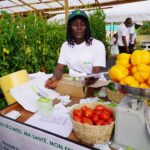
left=71, top=17, right=86, bottom=44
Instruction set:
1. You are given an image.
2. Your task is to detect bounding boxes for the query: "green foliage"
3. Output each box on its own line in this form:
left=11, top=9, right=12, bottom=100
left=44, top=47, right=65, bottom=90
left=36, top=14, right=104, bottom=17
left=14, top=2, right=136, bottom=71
left=89, top=9, right=108, bottom=48
left=0, top=98, right=7, bottom=109
left=0, top=11, right=66, bottom=77
left=0, top=89, right=7, bottom=109
left=138, top=21, right=150, bottom=35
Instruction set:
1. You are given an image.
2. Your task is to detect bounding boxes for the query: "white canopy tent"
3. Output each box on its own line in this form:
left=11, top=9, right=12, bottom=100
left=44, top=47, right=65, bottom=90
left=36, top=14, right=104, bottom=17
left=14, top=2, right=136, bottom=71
left=105, top=0, right=150, bottom=23
left=47, top=0, right=150, bottom=23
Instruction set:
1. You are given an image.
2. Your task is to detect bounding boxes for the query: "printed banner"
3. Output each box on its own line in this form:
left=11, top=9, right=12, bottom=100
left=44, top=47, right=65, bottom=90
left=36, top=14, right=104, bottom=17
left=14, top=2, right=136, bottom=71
left=0, top=116, right=91, bottom=150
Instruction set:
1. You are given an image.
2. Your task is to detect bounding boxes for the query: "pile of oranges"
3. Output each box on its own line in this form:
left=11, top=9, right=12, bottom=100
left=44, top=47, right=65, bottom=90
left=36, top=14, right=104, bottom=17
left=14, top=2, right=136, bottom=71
left=108, top=50, right=150, bottom=89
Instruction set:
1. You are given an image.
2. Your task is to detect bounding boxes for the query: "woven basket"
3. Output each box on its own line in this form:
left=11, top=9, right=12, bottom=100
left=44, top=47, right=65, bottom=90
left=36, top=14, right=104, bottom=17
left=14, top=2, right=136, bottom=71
left=70, top=102, right=115, bottom=144
left=106, top=88, right=125, bottom=104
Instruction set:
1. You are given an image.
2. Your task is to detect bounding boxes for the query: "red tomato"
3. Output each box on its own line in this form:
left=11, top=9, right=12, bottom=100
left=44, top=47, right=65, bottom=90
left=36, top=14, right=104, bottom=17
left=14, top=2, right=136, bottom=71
left=93, top=109, right=102, bottom=116
left=83, top=117, right=93, bottom=125
left=95, top=104, right=105, bottom=111
left=73, top=115, right=83, bottom=123
left=81, top=105, right=89, bottom=112
left=84, top=109, right=93, bottom=118
left=99, top=110, right=110, bottom=121
left=105, top=108, right=113, bottom=117
left=95, top=120, right=105, bottom=126
left=107, top=117, right=114, bottom=124
left=73, top=109, right=83, bottom=117
left=103, top=121, right=109, bottom=125
left=92, top=114, right=99, bottom=123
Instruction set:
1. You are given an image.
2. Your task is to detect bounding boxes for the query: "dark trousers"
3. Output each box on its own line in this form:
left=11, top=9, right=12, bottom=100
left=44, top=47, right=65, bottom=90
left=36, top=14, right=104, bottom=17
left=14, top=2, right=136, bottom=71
left=118, top=46, right=127, bottom=53
left=129, top=43, right=135, bottom=54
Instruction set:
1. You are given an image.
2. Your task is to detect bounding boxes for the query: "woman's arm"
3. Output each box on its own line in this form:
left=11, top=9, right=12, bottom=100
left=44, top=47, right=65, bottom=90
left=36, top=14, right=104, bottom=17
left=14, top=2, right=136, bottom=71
left=45, top=63, right=65, bottom=89
left=122, top=36, right=129, bottom=53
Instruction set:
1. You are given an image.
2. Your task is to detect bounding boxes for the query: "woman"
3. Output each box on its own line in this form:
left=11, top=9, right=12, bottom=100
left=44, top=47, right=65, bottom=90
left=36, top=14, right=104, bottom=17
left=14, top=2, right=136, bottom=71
left=45, top=9, right=106, bottom=89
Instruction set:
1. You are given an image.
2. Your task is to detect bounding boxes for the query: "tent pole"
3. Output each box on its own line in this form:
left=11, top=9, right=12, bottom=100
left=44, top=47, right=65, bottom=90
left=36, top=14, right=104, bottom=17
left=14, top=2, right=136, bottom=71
left=65, top=0, right=69, bottom=25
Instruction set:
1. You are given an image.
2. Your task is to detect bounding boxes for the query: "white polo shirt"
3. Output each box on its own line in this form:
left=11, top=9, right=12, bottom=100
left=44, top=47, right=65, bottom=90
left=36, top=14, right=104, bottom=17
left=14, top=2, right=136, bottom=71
left=58, top=38, right=106, bottom=74
left=117, top=23, right=130, bottom=46
left=128, top=25, right=136, bottom=44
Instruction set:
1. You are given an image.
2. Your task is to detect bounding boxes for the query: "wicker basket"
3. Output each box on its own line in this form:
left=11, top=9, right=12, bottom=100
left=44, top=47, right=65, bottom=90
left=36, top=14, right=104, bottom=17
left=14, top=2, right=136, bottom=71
left=70, top=102, right=115, bottom=144
left=106, top=88, right=125, bottom=104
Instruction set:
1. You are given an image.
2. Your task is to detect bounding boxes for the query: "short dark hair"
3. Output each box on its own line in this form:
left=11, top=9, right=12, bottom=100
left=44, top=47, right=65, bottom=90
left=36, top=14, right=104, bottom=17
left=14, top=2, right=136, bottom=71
left=67, top=16, right=92, bottom=46
left=125, top=17, right=132, bottom=22
left=124, top=17, right=132, bottom=27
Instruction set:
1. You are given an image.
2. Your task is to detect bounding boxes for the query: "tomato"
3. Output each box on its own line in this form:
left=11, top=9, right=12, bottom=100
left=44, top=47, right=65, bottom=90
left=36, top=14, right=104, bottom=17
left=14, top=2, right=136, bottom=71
left=84, top=108, right=93, bottom=118
left=95, top=120, right=105, bottom=126
left=81, top=105, right=89, bottom=112
left=73, top=109, right=83, bottom=117
left=99, top=110, right=110, bottom=121
left=73, top=115, right=83, bottom=123
left=92, top=114, right=99, bottom=123
left=105, top=108, right=113, bottom=117
left=107, top=117, right=114, bottom=124
left=93, top=109, right=102, bottom=116
left=95, top=104, right=105, bottom=111
left=103, top=121, right=108, bottom=125
left=83, top=117, right=93, bottom=125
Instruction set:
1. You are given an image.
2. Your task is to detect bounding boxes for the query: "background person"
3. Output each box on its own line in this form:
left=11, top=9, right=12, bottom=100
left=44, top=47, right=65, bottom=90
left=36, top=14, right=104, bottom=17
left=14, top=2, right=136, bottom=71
left=128, top=21, right=143, bottom=53
left=117, top=18, right=133, bottom=53
left=45, top=9, right=106, bottom=89
left=110, top=33, right=119, bottom=56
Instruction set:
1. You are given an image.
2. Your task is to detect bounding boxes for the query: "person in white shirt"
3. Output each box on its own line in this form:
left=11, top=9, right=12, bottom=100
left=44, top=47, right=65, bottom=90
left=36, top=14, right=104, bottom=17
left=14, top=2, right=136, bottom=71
left=117, top=18, right=133, bottom=53
left=45, top=9, right=106, bottom=89
left=128, top=21, right=143, bottom=53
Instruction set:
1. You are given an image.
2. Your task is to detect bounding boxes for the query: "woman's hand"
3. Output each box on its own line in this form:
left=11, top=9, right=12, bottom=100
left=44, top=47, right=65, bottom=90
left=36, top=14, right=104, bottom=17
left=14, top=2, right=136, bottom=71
left=45, top=76, right=58, bottom=89
left=83, top=77, right=98, bottom=86
left=45, top=64, right=65, bottom=89
left=83, top=66, right=102, bottom=86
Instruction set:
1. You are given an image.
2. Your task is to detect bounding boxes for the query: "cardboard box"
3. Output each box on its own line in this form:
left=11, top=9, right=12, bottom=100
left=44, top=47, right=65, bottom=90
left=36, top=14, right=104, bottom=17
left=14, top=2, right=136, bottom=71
left=55, top=74, right=109, bottom=98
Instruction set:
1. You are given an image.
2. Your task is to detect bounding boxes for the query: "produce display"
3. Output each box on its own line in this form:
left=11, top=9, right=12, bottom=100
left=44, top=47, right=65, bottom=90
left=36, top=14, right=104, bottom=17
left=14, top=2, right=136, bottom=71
left=109, top=50, right=150, bottom=89
left=72, top=104, right=114, bottom=126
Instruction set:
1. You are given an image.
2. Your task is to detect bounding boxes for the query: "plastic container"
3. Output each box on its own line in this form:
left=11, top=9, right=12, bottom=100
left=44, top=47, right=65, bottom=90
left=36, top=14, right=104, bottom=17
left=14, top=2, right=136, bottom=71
left=0, top=70, right=29, bottom=105
left=37, top=97, right=53, bottom=120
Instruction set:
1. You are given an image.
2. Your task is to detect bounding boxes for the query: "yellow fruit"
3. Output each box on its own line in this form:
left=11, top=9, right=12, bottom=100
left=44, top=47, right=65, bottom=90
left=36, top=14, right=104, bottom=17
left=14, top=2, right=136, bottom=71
left=130, top=80, right=139, bottom=88
left=108, top=65, right=129, bottom=82
left=131, top=66, right=138, bottom=74
left=120, top=80, right=126, bottom=85
left=116, top=59, right=130, bottom=68
left=133, top=72, right=144, bottom=83
left=137, top=64, right=150, bottom=73
left=148, top=78, right=150, bottom=86
left=140, top=72, right=150, bottom=80
left=131, top=64, right=150, bottom=83
left=120, top=76, right=139, bottom=87
left=109, top=50, right=150, bottom=89
left=133, top=71, right=149, bottom=83
left=139, top=83, right=150, bottom=89
left=121, top=76, right=135, bottom=85
left=131, top=50, right=150, bottom=65
left=117, top=53, right=131, bottom=60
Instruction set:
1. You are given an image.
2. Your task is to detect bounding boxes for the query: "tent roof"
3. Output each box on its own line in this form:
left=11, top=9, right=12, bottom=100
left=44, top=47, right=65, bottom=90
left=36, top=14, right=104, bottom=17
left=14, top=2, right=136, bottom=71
left=47, top=0, right=150, bottom=23
left=105, top=0, right=150, bottom=23
left=0, top=0, right=146, bottom=18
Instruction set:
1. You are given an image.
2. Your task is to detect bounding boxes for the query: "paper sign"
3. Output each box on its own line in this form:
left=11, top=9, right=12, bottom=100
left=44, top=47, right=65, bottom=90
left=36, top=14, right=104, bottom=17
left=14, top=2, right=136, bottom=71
left=0, top=116, right=91, bottom=150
